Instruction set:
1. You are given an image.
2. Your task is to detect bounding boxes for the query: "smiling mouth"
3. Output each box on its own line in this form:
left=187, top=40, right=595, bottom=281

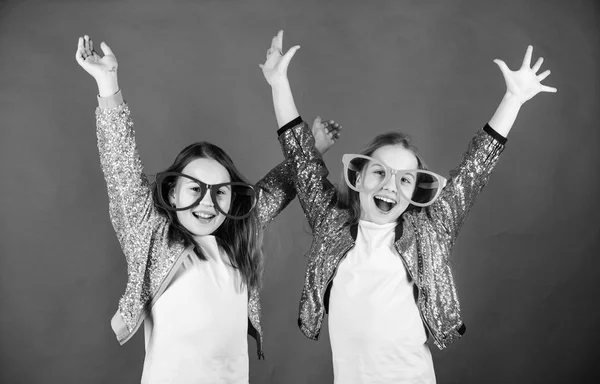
left=373, top=195, right=397, bottom=213
left=192, top=211, right=216, bottom=221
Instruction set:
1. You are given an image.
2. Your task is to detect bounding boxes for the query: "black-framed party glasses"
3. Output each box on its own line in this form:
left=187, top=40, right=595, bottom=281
left=341, top=154, right=448, bottom=207
left=156, top=172, right=258, bottom=220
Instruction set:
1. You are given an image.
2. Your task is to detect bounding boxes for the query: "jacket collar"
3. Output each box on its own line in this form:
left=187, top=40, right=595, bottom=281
left=349, top=218, right=404, bottom=241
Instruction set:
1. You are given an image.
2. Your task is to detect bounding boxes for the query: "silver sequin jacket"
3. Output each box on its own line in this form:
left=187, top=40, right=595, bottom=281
left=95, top=91, right=295, bottom=358
left=278, top=119, right=505, bottom=350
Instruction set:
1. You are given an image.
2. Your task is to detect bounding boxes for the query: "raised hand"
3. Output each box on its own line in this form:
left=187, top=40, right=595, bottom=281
left=75, top=35, right=119, bottom=96
left=312, top=117, right=343, bottom=155
left=493, top=45, right=557, bottom=105
left=259, top=30, right=300, bottom=87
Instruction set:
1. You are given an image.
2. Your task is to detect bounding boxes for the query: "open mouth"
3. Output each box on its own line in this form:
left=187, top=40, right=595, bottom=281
left=192, top=211, right=217, bottom=222
left=373, top=195, right=397, bottom=213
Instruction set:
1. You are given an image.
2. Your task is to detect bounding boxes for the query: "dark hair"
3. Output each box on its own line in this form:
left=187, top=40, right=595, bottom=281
left=336, top=132, right=428, bottom=225
left=151, top=142, right=264, bottom=289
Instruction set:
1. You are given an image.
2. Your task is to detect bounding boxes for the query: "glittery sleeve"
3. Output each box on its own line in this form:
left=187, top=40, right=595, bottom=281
left=95, top=99, right=167, bottom=266
left=278, top=121, right=337, bottom=230
left=255, top=159, right=296, bottom=229
left=427, top=126, right=505, bottom=240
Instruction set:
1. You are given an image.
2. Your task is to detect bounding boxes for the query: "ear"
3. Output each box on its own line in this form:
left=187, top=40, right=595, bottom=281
left=355, top=173, right=362, bottom=188
left=169, top=188, right=176, bottom=206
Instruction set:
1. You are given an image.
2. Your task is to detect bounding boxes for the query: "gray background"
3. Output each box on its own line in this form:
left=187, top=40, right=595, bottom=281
left=1, top=0, right=599, bottom=383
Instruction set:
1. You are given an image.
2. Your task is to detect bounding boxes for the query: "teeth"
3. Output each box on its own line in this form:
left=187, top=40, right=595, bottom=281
left=193, top=212, right=215, bottom=219
left=375, top=196, right=396, bottom=204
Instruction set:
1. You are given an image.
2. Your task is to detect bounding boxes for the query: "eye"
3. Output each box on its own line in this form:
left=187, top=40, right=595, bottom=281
left=373, top=170, right=386, bottom=177
left=217, top=188, right=229, bottom=196
left=190, top=186, right=202, bottom=193
left=400, top=176, right=412, bottom=184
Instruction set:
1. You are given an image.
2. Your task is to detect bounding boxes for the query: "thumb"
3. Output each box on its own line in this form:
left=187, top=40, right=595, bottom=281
left=100, top=41, right=114, bottom=56
left=493, top=59, right=510, bottom=77
left=280, top=45, right=300, bottom=70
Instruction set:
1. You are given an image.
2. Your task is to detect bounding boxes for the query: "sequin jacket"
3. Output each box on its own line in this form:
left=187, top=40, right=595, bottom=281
left=95, top=92, right=295, bottom=358
left=278, top=119, right=505, bottom=350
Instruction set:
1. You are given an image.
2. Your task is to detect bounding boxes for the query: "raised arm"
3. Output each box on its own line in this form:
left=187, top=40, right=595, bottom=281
left=256, top=116, right=343, bottom=229
left=76, top=35, right=163, bottom=263
left=429, top=45, right=557, bottom=238
left=260, top=31, right=341, bottom=230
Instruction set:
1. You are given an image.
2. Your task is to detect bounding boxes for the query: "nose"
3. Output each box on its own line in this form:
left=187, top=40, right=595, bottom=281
left=199, top=188, right=214, bottom=207
left=382, top=172, right=397, bottom=193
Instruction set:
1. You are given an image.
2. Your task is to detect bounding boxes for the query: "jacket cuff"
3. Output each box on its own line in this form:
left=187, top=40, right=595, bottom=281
left=483, top=123, right=507, bottom=146
left=277, top=116, right=303, bottom=137
left=97, top=90, right=124, bottom=109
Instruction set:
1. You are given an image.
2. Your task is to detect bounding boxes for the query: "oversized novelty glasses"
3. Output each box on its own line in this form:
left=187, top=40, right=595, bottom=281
left=341, top=154, right=448, bottom=207
left=155, top=172, right=258, bottom=220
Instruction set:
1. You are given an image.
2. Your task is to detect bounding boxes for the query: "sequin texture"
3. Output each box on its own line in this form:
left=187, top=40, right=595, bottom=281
left=96, top=102, right=296, bottom=356
left=279, top=121, right=504, bottom=350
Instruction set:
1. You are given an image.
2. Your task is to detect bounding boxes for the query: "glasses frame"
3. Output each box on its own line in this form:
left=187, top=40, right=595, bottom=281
left=341, top=154, right=448, bottom=207
left=155, top=172, right=258, bottom=220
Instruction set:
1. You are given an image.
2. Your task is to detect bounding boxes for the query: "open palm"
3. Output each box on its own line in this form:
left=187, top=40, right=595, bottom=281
left=494, top=45, right=557, bottom=104
left=75, top=35, right=118, bottom=80
left=260, top=30, right=300, bottom=86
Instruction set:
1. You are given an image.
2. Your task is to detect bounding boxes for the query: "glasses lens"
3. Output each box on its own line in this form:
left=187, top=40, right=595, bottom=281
left=157, top=173, right=206, bottom=211
left=214, top=183, right=257, bottom=219
left=345, top=155, right=388, bottom=193
left=406, top=171, right=444, bottom=206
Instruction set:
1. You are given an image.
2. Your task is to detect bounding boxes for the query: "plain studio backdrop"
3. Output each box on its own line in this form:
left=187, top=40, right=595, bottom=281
left=0, top=0, right=598, bottom=383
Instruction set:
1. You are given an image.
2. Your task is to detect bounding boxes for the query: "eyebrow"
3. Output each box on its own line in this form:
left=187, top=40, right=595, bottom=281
left=182, top=175, right=231, bottom=186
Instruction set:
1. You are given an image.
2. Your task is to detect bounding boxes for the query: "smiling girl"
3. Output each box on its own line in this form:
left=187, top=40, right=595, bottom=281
left=75, top=34, right=341, bottom=383
left=260, top=31, right=556, bottom=383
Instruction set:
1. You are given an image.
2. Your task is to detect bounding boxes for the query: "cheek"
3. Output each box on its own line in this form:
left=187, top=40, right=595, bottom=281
left=212, top=215, right=227, bottom=233
left=175, top=210, right=195, bottom=232
left=358, top=192, right=374, bottom=213
left=391, top=197, right=411, bottom=217
left=218, top=195, right=232, bottom=212
left=361, top=173, right=381, bottom=189
left=176, top=189, right=197, bottom=206
left=400, top=184, right=416, bottom=198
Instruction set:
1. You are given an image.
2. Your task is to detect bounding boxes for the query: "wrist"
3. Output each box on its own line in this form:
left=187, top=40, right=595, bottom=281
left=96, top=74, right=120, bottom=98
left=270, top=78, right=291, bottom=92
left=503, top=91, right=525, bottom=108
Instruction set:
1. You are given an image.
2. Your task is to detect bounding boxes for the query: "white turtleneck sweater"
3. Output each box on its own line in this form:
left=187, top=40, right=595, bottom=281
left=328, top=220, right=436, bottom=384
left=141, top=235, right=249, bottom=384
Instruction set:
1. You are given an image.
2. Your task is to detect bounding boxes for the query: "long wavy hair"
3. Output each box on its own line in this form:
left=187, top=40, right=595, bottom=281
left=336, top=132, right=428, bottom=226
left=151, top=142, right=263, bottom=289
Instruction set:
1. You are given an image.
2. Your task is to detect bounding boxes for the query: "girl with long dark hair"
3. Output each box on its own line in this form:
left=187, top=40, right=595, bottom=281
left=75, top=34, right=340, bottom=383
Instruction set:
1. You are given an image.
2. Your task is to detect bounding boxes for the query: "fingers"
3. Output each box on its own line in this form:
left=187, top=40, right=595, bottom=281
left=75, top=37, right=85, bottom=63
left=84, top=35, right=92, bottom=56
left=325, top=120, right=343, bottom=140
left=541, top=85, right=557, bottom=93
left=493, top=59, right=511, bottom=77
left=532, top=57, right=544, bottom=73
left=537, top=69, right=551, bottom=82
left=522, top=45, right=533, bottom=69
left=275, top=30, right=283, bottom=52
left=271, top=35, right=278, bottom=50
left=100, top=41, right=114, bottom=56
left=268, top=30, right=284, bottom=58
